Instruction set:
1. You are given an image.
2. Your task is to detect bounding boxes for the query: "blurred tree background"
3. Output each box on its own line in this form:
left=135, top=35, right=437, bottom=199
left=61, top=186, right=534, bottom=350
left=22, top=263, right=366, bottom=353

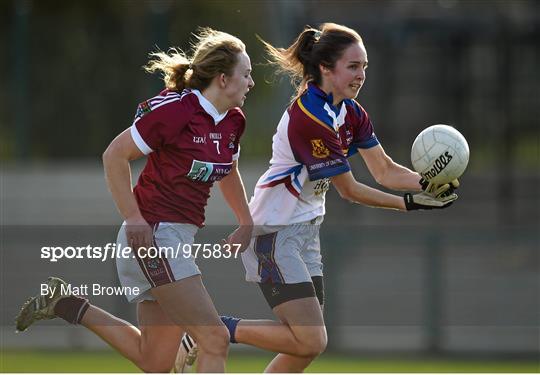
left=2, top=0, right=538, bottom=169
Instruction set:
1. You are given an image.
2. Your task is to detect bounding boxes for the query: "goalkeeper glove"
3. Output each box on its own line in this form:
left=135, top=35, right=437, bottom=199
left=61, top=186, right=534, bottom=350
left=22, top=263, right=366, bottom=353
left=404, top=191, right=457, bottom=211
left=419, top=178, right=460, bottom=198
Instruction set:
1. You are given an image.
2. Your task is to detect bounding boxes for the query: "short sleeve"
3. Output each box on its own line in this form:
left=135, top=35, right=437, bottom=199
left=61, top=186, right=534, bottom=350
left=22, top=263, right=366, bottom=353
left=288, top=109, right=351, bottom=181
left=350, top=100, right=379, bottom=150
left=130, top=96, right=189, bottom=155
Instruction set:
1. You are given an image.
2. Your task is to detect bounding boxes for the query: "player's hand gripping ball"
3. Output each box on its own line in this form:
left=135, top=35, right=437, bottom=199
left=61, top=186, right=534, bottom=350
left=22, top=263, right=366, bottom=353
left=420, top=177, right=460, bottom=198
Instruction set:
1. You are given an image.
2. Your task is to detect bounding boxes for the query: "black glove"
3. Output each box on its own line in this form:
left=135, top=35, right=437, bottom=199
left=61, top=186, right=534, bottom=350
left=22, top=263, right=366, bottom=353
left=419, top=178, right=460, bottom=198
left=404, top=192, right=457, bottom=211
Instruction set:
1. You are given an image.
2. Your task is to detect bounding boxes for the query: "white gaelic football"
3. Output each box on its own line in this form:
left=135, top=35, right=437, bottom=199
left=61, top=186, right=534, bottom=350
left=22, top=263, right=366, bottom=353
left=411, top=124, right=470, bottom=185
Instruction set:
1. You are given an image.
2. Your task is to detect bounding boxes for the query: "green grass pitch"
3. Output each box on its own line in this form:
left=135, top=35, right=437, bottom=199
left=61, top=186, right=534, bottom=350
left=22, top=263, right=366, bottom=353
left=1, top=350, right=538, bottom=372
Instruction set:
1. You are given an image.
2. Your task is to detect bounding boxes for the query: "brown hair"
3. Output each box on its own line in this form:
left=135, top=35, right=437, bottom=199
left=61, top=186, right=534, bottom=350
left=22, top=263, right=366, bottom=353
left=144, top=27, right=245, bottom=92
left=261, top=23, right=362, bottom=97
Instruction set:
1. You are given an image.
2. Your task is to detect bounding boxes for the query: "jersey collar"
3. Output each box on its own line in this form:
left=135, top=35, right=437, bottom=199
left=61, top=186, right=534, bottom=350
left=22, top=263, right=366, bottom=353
left=192, top=89, right=228, bottom=125
left=307, top=83, right=342, bottom=115
left=306, top=83, right=347, bottom=130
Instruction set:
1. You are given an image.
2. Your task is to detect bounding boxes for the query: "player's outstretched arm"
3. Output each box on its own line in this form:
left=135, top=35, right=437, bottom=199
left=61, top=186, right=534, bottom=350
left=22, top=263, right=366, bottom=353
left=331, top=171, right=457, bottom=211
left=331, top=171, right=406, bottom=210
left=358, top=145, right=422, bottom=191
left=357, top=145, right=459, bottom=199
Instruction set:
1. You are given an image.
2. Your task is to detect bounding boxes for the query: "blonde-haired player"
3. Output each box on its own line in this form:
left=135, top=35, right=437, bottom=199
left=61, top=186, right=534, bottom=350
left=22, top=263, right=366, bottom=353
left=16, top=27, right=254, bottom=373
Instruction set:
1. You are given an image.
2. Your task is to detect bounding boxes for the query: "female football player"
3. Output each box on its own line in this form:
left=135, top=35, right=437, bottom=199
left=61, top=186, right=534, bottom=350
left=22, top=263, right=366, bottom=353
left=16, top=27, right=254, bottom=373
left=177, top=23, right=458, bottom=373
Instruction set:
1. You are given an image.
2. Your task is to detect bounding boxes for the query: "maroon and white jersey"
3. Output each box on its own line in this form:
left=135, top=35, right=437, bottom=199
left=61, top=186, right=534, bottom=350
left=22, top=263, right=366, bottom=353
left=130, top=89, right=245, bottom=227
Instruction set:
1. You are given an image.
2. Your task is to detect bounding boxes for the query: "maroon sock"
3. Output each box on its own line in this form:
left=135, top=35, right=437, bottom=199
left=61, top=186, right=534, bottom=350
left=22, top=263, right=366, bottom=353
left=54, top=296, right=90, bottom=324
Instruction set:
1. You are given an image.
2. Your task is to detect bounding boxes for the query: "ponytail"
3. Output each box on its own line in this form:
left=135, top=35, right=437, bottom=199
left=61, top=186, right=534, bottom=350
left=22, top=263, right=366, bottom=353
left=262, top=23, right=363, bottom=98
left=144, top=28, right=245, bottom=92
left=144, top=48, right=192, bottom=92
left=260, top=27, right=320, bottom=97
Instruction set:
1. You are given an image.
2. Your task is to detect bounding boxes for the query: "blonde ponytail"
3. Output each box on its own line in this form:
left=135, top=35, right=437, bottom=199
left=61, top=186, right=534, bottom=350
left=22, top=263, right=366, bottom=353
left=144, top=48, right=192, bottom=92
left=144, top=27, right=245, bottom=92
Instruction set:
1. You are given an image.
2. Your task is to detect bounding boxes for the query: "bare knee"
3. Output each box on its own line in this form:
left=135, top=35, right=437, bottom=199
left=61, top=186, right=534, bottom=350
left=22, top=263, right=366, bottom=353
left=135, top=340, right=176, bottom=373
left=139, top=356, right=174, bottom=373
left=195, top=325, right=230, bottom=357
left=296, top=328, right=327, bottom=358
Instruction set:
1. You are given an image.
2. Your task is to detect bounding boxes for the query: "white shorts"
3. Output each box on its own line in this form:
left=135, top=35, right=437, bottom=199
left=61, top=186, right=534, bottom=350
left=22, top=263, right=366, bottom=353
left=116, top=222, right=200, bottom=303
left=241, top=218, right=324, bottom=284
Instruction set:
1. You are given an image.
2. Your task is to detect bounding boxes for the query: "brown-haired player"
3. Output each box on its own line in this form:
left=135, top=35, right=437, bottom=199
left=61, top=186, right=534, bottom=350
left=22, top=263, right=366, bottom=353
left=177, top=23, right=459, bottom=373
